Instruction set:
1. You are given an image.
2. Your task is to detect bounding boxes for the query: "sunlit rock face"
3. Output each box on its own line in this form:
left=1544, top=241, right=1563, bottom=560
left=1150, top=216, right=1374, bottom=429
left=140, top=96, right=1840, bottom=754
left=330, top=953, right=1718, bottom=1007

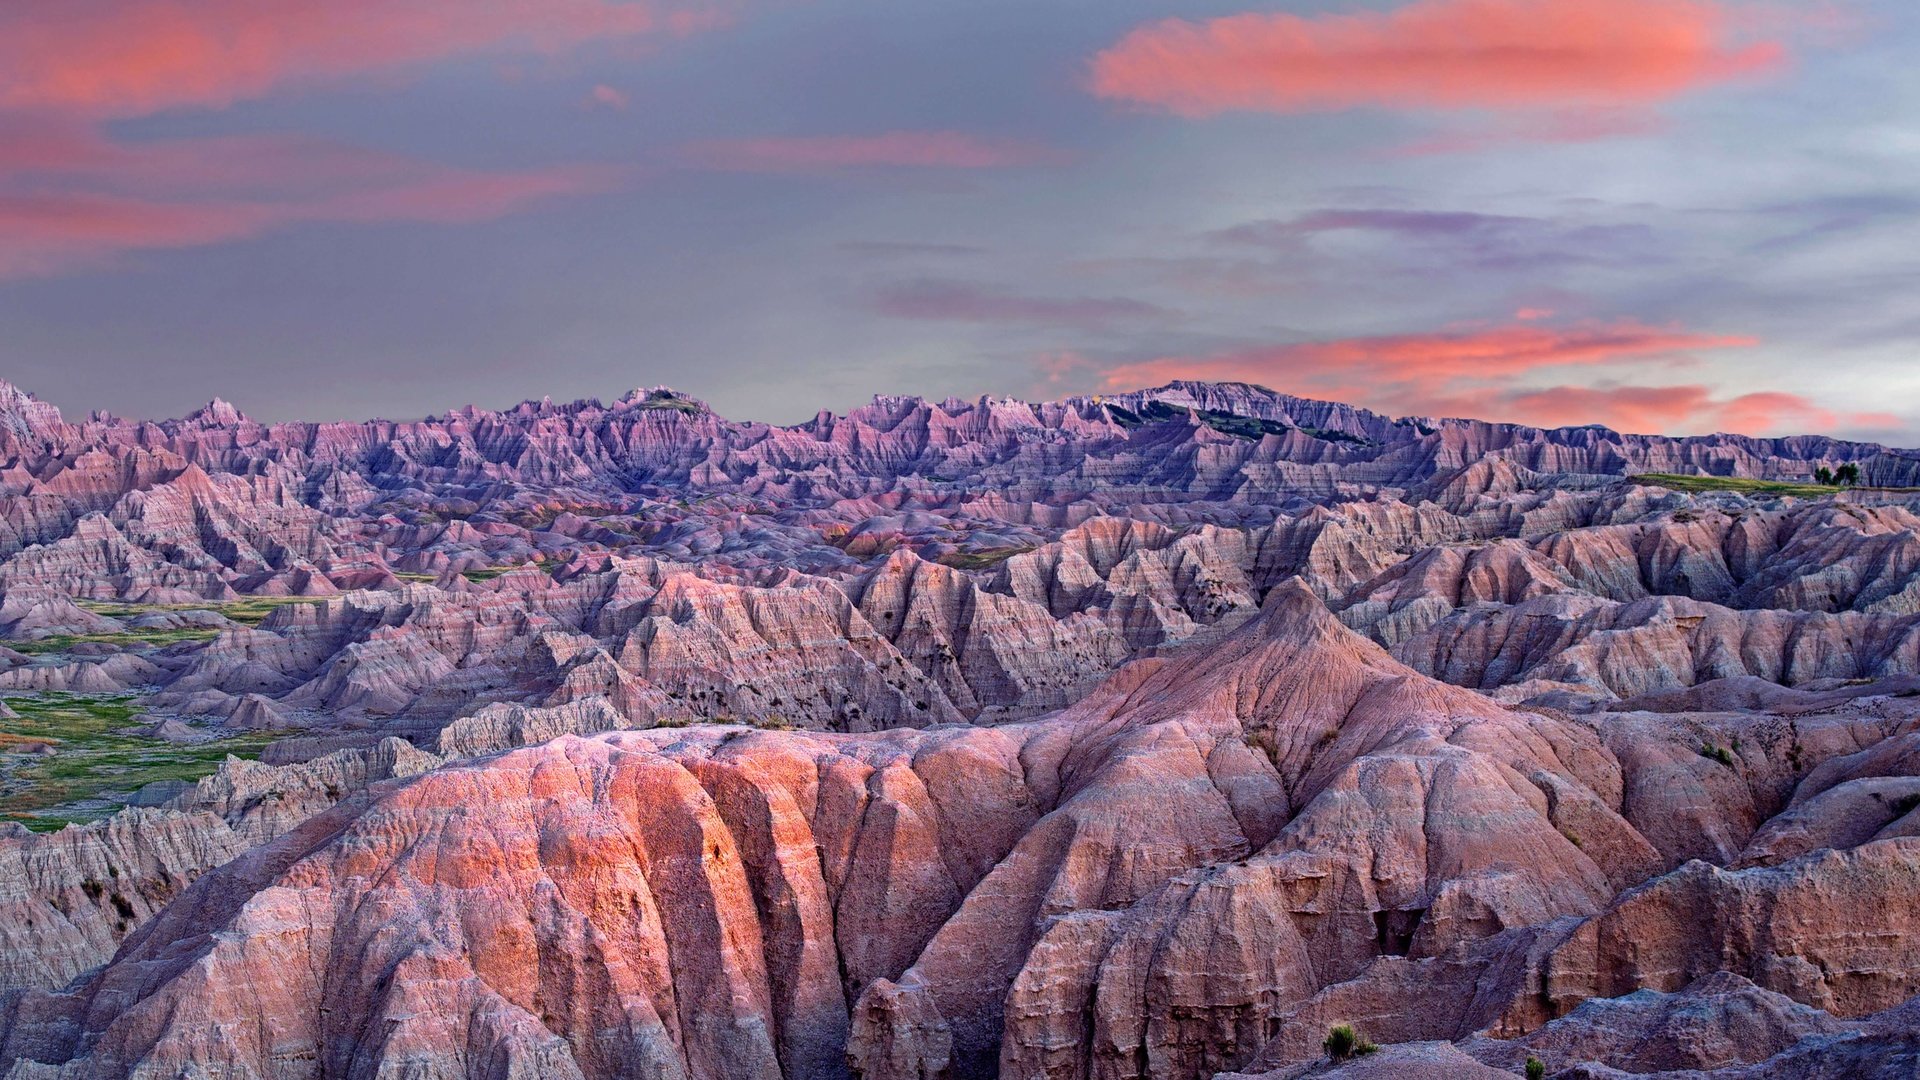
left=4, top=379, right=1920, bottom=1079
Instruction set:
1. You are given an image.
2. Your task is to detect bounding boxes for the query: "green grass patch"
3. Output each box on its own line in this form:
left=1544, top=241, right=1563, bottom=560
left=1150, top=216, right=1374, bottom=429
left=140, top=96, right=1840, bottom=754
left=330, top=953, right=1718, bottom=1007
left=9, top=628, right=221, bottom=655
left=0, top=692, right=272, bottom=831
left=75, top=595, right=326, bottom=628
left=218, top=597, right=328, bottom=625
left=937, top=545, right=1037, bottom=571
left=1632, top=473, right=1920, bottom=498
left=461, top=557, right=560, bottom=582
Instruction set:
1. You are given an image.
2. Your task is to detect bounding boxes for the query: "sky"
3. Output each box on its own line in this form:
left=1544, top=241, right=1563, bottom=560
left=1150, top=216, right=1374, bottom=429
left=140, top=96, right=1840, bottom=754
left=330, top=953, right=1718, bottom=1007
left=2, top=0, right=1919, bottom=441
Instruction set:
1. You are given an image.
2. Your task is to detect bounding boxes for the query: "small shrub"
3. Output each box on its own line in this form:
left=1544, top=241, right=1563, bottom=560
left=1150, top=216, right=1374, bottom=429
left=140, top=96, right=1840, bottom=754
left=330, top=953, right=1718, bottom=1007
left=1698, top=743, right=1736, bottom=768
left=1527, top=1057, right=1547, bottom=1080
left=1323, top=1024, right=1379, bottom=1062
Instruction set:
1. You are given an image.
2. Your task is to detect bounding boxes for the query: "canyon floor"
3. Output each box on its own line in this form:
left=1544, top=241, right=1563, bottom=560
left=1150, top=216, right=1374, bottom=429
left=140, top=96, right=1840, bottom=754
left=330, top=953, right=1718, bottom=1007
left=1, top=378, right=1917, bottom=1079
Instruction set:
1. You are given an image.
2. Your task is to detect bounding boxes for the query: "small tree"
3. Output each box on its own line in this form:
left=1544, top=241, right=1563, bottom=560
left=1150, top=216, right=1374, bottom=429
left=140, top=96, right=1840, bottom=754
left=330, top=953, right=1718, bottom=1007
left=1836, top=463, right=1861, bottom=486
left=1815, top=466, right=1834, bottom=485
left=1526, top=1056, right=1547, bottom=1080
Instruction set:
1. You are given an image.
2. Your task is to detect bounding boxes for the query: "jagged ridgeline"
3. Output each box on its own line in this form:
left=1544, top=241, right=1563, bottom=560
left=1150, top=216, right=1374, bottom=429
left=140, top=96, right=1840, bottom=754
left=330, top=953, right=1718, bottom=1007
left=2, top=377, right=1920, bottom=1079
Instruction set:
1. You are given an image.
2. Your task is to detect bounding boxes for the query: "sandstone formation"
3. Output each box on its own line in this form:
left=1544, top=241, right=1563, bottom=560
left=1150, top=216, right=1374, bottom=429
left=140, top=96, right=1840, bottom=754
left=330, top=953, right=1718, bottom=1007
left=1, top=378, right=1918, bottom=1078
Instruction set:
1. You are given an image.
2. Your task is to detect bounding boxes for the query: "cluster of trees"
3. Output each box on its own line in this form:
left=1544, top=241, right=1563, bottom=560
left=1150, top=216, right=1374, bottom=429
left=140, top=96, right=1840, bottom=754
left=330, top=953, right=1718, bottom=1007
left=1814, top=463, right=1862, bottom=486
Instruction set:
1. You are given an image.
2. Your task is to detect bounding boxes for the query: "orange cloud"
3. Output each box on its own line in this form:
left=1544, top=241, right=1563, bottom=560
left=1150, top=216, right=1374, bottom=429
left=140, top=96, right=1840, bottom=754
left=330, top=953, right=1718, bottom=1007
left=1476, top=385, right=1897, bottom=436
left=1096, top=321, right=1897, bottom=436
left=0, top=0, right=725, bottom=118
left=1090, top=320, right=1868, bottom=434
left=1493, top=384, right=1718, bottom=430
left=1103, top=321, right=1756, bottom=397
left=1090, top=0, right=1783, bottom=118
left=677, top=132, right=1068, bottom=173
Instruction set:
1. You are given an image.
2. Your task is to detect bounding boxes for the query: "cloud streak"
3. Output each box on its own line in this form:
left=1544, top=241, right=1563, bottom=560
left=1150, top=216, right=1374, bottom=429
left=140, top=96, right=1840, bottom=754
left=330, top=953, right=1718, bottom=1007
left=1490, top=384, right=1897, bottom=436
left=1088, top=319, right=1872, bottom=434
left=0, top=131, right=626, bottom=278
left=677, top=131, right=1067, bottom=173
left=1090, top=0, right=1783, bottom=119
left=873, top=279, right=1170, bottom=331
left=0, top=0, right=703, bottom=278
left=1103, top=320, right=1753, bottom=387
left=1211, top=207, right=1660, bottom=272
left=0, top=0, right=725, bottom=118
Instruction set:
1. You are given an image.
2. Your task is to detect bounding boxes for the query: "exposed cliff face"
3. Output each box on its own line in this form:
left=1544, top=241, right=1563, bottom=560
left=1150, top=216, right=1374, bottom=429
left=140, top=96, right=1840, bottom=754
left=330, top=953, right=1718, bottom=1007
left=4, top=378, right=1920, bottom=1079
left=7, top=588, right=1920, bottom=1079
left=0, top=737, right=440, bottom=995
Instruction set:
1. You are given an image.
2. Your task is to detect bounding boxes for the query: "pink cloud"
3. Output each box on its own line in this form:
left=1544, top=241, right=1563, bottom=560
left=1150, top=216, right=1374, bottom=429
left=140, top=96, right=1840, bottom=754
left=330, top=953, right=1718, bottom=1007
left=1392, top=107, right=1668, bottom=155
left=0, top=133, right=627, bottom=278
left=1103, top=321, right=1756, bottom=394
left=0, top=2, right=738, bottom=277
left=584, top=84, right=629, bottom=111
left=1034, top=351, right=1096, bottom=390
left=1091, top=319, right=1839, bottom=434
left=678, top=131, right=1068, bottom=173
left=0, top=0, right=725, bottom=118
left=1094, top=319, right=1899, bottom=436
left=1476, top=384, right=1897, bottom=436
left=1089, top=0, right=1784, bottom=119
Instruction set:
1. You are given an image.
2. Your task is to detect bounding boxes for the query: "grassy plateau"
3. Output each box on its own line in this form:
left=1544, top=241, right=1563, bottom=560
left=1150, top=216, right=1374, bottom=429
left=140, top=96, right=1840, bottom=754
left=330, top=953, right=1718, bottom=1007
left=0, top=692, right=273, bottom=832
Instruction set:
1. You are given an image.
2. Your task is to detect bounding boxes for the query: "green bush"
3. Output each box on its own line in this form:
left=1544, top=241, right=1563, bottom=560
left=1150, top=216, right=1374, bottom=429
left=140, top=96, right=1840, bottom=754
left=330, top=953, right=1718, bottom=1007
left=1527, top=1056, right=1547, bottom=1080
left=1323, top=1024, right=1380, bottom=1062
left=1698, top=743, right=1736, bottom=768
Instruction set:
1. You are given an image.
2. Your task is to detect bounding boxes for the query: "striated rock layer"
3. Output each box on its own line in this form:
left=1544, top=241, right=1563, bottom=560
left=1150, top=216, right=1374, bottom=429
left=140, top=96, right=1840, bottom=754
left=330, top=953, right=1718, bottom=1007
left=5, top=586, right=1919, bottom=1079
left=2, top=378, right=1920, bottom=1078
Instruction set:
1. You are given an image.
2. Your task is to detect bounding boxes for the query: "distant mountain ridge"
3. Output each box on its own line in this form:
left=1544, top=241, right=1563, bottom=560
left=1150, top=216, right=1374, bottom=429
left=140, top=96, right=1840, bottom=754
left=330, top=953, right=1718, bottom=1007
left=1, top=377, right=1913, bottom=492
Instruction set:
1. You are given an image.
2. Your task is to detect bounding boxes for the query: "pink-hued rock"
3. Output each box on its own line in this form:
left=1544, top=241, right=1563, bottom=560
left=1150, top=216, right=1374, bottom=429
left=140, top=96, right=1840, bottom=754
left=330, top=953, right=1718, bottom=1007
left=4, top=378, right=1920, bottom=1078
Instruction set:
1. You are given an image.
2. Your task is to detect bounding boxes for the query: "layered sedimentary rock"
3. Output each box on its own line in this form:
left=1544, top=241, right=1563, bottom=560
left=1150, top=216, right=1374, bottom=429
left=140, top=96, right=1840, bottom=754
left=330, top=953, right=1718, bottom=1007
left=2, top=378, right=1920, bottom=1078
left=7, top=585, right=1920, bottom=1079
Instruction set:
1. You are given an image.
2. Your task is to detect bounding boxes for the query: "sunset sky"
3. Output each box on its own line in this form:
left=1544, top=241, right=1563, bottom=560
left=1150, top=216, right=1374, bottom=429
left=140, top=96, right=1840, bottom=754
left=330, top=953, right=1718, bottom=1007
left=4, top=0, right=1918, bottom=440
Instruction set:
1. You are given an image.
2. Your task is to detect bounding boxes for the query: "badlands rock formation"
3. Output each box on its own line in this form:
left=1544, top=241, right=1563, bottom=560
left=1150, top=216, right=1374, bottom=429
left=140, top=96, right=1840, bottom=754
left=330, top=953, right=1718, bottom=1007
left=1, top=378, right=1918, bottom=1078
